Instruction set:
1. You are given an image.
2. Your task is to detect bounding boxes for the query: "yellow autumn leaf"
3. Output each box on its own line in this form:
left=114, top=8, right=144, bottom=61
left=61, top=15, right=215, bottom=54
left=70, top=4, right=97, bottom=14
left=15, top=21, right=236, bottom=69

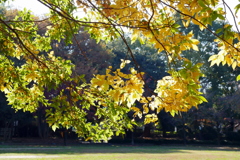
left=0, top=85, right=5, bottom=92
left=232, top=61, right=237, bottom=70
left=237, top=75, right=240, bottom=81
left=143, top=104, right=149, bottom=114
left=192, top=44, right=199, bottom=51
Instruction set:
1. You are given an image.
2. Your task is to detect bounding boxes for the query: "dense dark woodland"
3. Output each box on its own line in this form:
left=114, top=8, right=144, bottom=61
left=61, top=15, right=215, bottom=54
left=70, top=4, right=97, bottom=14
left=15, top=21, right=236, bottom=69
left=1, top=2, right=240, bottom=145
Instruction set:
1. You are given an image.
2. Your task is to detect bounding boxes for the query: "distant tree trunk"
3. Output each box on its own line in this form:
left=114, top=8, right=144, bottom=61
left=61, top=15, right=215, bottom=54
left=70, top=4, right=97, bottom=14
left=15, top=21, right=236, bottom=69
left=230, top=118, right=234, bottom=131
left=162, top=126, right=167, bottom=137
left=142, top=124, right=151, bottom=137
left=131, top=130, right=134, bottom=145
left=182, top=114, right=187, bottom=145
left=63, top=128, right=67, bottom=146
left=216, top=121, right=221, bottom=146
left=37, top=110, right=49, bottom=139
left=158, top=110, right=174, bottom=138
left=3, top=120, right=13, bottom=141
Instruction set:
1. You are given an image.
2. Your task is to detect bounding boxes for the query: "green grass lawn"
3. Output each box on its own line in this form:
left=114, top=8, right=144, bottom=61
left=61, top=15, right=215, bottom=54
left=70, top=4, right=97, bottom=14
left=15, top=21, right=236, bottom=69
left=0, top=144, right=239, bottom=160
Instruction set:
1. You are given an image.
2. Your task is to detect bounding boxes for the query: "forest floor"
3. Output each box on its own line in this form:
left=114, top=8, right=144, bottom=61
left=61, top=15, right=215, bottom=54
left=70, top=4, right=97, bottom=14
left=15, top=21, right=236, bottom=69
left=0, top=137, right=83, bottom=146
left=1, top=136, right=240, bottom=146
left=0, top=143, right=240, bottom=160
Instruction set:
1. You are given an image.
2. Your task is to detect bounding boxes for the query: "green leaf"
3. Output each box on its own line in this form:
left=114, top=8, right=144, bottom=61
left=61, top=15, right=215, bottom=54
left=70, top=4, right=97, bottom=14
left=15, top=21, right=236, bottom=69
left=211, top=11, right=218, bottom=21
left=170, top=110, right=176, bottom=117
left=218, top=14, right=225, bottom=20
left=172, top=23, right=181, bottom=28
left=52, top=124, right=58, bottom=132
left=235, top=4, right=240, bottom=15
left=171, top=28, right=179, bottom=33
left=145, top=114, right=152, bottom=118
left=131, top=33, right=138, bottom=43
left=139, top=36, right=145, bottom=44
left=216, top=28, right=223, bottom=34
left=198, top=0, right=207, bottom=8
left=236, top=75, right=240, bottom=81
left=199, top=96, right=208, bottom=103
left=210, top=0, right=216, bottom=6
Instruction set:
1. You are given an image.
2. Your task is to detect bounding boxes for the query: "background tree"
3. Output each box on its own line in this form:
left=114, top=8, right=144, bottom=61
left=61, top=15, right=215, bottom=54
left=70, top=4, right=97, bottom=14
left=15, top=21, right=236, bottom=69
left=0, top=0, right=239, bottom=141
left=0, top=5, right=40, bottom=140
left=52, top=29, right=114, bottom=82
left=108, top=37, right=177, bottom=138
left=173, top=20, right=240, bottom=144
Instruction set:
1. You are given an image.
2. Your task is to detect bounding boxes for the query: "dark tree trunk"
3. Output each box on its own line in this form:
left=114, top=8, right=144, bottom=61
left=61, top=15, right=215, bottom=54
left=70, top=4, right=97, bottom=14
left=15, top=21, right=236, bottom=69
left=131, top=130, right=134, bottom=145
left=182, top=114, right=187, bottom=145
left=63, top=129, right=67, bottom=146
left=142, top=124, right=151, bottom=137
left=3, top=120, right=14, bottom=141
left=216, top=121, right=221, bottom=146
left=37, top=110, right=49, bottom=139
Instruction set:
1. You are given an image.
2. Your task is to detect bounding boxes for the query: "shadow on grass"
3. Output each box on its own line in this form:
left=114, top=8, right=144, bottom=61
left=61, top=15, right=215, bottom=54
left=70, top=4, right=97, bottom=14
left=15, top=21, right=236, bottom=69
left=0, top=144, right=240, bottom=155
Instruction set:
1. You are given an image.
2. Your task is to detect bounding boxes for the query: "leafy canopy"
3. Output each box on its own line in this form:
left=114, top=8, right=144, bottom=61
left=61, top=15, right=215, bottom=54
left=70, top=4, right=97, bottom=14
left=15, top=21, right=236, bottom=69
left=0, top=0, right=239, bottom=140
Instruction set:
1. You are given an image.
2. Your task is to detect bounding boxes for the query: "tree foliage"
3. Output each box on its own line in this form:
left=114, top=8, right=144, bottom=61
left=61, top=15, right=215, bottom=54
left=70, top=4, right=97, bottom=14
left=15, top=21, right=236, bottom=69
left=52, top=29, right=114, bottom=82
left=0, top=0, right=240, bottom=140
